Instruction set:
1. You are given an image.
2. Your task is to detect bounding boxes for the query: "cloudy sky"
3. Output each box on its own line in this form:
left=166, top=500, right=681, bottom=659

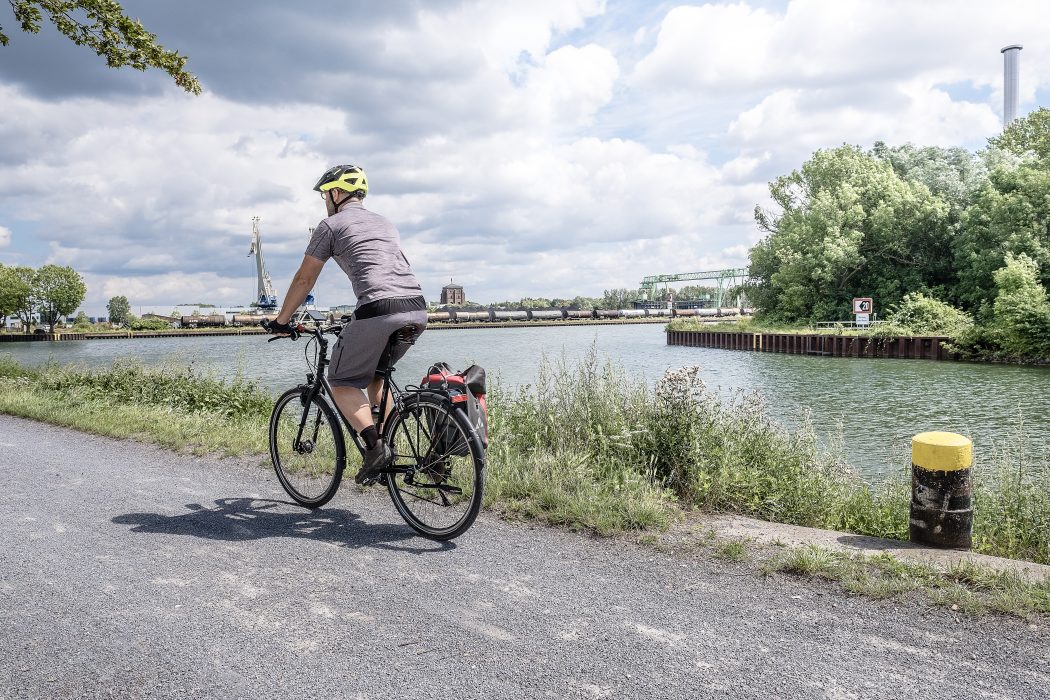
left=0, top=0, right=1046, bottom=313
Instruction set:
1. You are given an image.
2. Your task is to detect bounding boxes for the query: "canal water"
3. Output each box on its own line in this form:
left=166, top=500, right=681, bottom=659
left=4, top=324, right=1047, bottom=479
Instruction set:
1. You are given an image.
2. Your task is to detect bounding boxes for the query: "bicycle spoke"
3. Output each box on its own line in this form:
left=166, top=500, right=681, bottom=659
left=384, top=396, right=483, bottom=539
left=271, top=392, right=343, bottom=506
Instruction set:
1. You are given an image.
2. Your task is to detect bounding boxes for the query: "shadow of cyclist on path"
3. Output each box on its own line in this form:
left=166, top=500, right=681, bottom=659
left=112, top=497, right=455, bottom=554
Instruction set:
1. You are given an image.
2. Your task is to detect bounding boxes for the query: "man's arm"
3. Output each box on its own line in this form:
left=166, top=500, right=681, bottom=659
left=274, top=255, right=326, bottom=325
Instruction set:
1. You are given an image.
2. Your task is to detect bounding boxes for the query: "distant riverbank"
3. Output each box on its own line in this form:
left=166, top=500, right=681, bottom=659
left=0, top=316, right=683, bottom=343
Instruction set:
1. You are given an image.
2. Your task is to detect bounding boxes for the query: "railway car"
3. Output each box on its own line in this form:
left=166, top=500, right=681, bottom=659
left=527, top=309, right=565, bottom=320
left=621, top=309, right=645, bottom=318
left=231, top=314, right=275, bottom=326
left=490, top=310, right=528, bottom=321
left=427, top=312, right=451, bottom=323
left=451, top=311, right=489, bottom=323
left=645, top=308, right=671, bottom=317
left=565, top=309, right=595, bottom=320
left=595, top=309, right=624, bottom=319
left=180, top=314, right=226, bottom=328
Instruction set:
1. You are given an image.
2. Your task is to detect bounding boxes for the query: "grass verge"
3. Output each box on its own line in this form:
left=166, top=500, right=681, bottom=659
left=3, top=350, right=1049, bottom=565
left=766, top=544, right=1050, bottom=618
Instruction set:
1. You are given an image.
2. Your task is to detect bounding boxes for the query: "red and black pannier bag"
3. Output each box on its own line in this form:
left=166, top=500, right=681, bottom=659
left=420, top=363, right=489, bottom=456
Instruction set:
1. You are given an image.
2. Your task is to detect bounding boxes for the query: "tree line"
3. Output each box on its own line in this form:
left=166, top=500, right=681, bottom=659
left=0, top=263, right=86, bottom=332
left=747, top=108, right=1050, bottom=359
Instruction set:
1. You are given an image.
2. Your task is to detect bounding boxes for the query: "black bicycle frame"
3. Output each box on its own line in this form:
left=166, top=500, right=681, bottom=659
left=291, top=324, right=424, bottom=477
left=280, top=321, right=472, bottom=496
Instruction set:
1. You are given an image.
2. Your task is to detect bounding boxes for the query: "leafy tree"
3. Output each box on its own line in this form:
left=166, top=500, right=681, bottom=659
left=4, top=265, right=36, bottom=330
left=749, top=145, right=953, bottom=323
left=1, top=0, right=200, bottom=93
left=989, top=107, right=1050, bottom=162
left=33, top=264, right=86, bottom=332
left=106, top=294, right=130, bottom=325
left=987, top=253, right=1050, bottom=357
left=73, top=310, right=90, bottom=328
left=953, top=163, right=1050, bottom=310
left=600, top=288, right=637, bottom=309
left=872, top=142, right=985, bottom=215
left=0, top=264, right=15, bottom=328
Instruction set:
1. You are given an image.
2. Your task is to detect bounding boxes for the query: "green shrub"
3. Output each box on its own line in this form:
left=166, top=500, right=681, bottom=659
left=880, top=292, right=973, bottom=337
left=951, top=253, right=1050, bottom=360
left=128, top=316, right=173, bottom=331
left=988, top=253, right=1050, bottom=357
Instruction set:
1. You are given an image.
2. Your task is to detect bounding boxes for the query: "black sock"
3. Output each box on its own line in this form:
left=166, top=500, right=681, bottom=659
left=361, top=426, right=379, bottom=450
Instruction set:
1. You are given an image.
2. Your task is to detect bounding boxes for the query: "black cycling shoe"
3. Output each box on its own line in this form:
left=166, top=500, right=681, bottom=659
left=355, top=442, right=393, bottom=485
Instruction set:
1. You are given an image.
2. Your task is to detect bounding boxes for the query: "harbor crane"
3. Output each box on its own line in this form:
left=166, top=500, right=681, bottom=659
left=639, top=268, right=749, bottom=309
left=248, top=216, right=278, bottom=310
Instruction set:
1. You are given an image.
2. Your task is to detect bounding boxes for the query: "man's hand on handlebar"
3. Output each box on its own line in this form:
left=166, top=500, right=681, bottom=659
left=262, top=318, right=301, bottom=341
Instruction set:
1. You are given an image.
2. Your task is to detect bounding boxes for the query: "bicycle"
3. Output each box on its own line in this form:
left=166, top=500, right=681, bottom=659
left=263, top=313, right=485, bottom=540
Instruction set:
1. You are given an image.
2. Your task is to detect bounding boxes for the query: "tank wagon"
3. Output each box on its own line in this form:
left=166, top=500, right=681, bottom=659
left=231, top=314, right=277, bottom=326
left=180, top=314, right=226, bottom=328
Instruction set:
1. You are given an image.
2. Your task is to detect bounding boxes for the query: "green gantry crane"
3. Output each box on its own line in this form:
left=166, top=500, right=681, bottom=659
left=639, top=268, right=749, bottom=308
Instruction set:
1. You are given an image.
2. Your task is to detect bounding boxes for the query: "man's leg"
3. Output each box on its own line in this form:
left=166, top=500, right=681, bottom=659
left=330, top=384, right=392, bottom=483
left=329, top=385, right=373, bottom=433
left=367, top=376, right=391, bottom=424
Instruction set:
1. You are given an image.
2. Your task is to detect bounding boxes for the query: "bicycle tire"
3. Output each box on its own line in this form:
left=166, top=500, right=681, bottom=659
left=269, top=387, right=346, bottom=508
left=384, top=393, right=485, bottom=540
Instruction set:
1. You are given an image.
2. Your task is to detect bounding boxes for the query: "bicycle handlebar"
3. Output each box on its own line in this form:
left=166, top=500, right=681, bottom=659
left=262, top=318, right=343, bottom=342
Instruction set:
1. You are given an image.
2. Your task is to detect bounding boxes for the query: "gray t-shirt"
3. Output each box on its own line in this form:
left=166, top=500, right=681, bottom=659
left=304, top=202, right=423, bottom=306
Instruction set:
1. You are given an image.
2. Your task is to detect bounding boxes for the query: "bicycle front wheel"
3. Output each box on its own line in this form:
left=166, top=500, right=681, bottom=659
left=269, top=387, right=346, bottom=507
left=384, top=393, right=485, bottom=540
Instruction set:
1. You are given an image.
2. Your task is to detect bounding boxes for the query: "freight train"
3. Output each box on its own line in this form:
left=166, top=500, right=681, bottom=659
left=181, top=306, right=750, bottom=328
left=424, top=307, right=749, bottom=324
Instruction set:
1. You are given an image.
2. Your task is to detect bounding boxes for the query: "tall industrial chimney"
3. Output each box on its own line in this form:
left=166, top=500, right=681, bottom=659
left=1001, top=44, right=1023, bottom=127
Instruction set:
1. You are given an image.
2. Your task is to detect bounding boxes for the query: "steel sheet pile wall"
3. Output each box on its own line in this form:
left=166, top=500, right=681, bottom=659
left=666, top=331, right=955, bottom=361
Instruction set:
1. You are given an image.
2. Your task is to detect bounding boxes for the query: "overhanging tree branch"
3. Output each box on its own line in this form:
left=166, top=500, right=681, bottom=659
left=2, top=0, right=200, bottom=94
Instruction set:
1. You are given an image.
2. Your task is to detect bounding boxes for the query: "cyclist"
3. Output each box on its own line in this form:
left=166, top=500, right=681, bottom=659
left=266, top=165, right=428, bottom=484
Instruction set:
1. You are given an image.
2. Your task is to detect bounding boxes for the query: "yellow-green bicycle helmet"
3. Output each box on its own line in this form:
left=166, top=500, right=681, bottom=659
left=313, top=164, right=368, bottom=198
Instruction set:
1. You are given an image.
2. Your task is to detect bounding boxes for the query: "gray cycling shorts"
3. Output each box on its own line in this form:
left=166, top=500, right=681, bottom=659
left=328, top=309, right=428, bottom=389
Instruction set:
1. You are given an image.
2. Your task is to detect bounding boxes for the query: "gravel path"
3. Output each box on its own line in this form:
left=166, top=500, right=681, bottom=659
left=1, top=414, right=1046, bottom=699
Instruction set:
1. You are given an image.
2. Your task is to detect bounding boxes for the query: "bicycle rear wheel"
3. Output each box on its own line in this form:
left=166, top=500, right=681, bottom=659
left=269, top=387, right=346, bottom=507
left=384, top=393, right=485, bottom=540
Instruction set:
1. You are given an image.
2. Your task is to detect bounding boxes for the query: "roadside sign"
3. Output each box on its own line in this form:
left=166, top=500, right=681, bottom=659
left=856, top=313, right=870, bottom=327
left=853, top=297, right=873, bottom=314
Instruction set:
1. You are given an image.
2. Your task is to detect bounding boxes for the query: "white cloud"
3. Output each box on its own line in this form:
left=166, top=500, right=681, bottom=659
left=632, top=1, right=1050, bottom=99
left=83, top=271, right=255, bottom=310
left=524, top=44, right=620, bottom=128
left=2, top=0, right=1047, bottom=312
left=631, top=3, right=780, bottom=92
left=728, top=84, right=1001, bottom=153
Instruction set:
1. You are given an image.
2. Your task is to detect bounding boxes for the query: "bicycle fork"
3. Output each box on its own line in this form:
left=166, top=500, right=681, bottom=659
left=293, top=378, right=325, bottom=454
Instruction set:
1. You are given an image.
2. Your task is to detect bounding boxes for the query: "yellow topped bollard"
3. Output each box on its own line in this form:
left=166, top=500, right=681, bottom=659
left=909, top=432, right=973, bottom=549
